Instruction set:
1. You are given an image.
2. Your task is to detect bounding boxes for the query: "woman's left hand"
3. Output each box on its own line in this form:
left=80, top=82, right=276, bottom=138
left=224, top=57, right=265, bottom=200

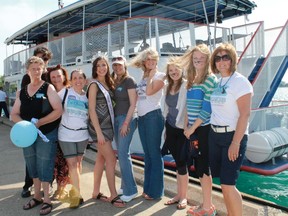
left=228, top=142, right=240, bottom=162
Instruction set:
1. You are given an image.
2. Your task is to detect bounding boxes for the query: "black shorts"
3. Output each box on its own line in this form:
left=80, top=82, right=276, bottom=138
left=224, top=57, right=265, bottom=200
left=209, top=130, right=247, bottom=185
left=162, top=121, right=188, bottom=172
left=193, top=124, right=211, bottom=178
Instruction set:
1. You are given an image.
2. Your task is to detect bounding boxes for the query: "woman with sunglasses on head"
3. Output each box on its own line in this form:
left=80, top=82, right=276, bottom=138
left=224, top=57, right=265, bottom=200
left=209, top=43, right=253, bottom=216
left=46, top=65, right=70, bottom=201
left=182, top=44, right=217, bottom=216
left=130, top=47, right=165, bottom=200
left=111, top=56, right=138, bottom=202
left=87, top=56, right=125, bottom=208
left=57, top=69, right=89, bottom=208
left=162, top=57, right=188, bottom=210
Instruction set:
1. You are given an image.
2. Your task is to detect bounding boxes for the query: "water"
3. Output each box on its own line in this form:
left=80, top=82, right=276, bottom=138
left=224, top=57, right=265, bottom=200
left=213, top=87, right=288, bottom=208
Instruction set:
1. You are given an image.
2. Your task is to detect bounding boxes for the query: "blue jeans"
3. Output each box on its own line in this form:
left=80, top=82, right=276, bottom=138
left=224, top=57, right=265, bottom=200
left=114, top=115, right=138, bottom=195
left=138, top=109, right=164, bottom=199
left=23, top=128, right=58, bottom=182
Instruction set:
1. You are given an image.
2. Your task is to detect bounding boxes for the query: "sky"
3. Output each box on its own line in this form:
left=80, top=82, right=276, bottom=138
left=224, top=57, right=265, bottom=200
left=0, top=0, right=287, bottom=77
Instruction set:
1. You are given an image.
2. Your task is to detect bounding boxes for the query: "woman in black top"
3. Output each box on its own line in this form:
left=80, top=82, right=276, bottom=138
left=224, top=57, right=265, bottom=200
left=11, top=56, right=62, bottom=215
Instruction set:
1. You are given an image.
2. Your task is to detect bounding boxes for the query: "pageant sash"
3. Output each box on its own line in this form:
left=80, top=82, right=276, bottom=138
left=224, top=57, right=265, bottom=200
left=92, top=81, right=115, bottom=131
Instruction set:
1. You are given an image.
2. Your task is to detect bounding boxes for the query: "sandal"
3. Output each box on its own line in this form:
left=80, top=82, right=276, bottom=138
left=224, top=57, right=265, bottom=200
left=39, top=203, right=53, bottom=215
left=143, top=194, right=154, bottom=200
left=92, top=192, right=108, bottom=202
left=164, top=198, right=179, bottom=205
left=187, top=204, right=216, bottom=216
left=111, top=195, right=126, bottom=208
left=23, top=198, right=43, bottom=210
left=177, top=199, right=187, bottom=210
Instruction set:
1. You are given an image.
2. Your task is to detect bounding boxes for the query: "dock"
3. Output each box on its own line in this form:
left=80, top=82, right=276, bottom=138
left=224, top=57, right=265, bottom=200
left=0, top=117, right=286, bottom=216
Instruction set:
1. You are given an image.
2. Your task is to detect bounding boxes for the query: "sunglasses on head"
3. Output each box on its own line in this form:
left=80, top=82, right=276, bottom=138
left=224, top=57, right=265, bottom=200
left=112, top=57, right=124, bottom=62
left=214, top=54, right=231, bottom=63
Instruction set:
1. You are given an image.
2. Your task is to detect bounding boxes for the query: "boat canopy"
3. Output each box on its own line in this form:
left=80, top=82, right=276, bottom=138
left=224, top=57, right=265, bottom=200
left=4, top=0, right=256, bottom=45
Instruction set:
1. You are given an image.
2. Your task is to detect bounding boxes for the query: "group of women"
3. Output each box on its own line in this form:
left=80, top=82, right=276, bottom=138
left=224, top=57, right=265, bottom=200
left=11, top=42, right=253, bottom=216
left=132, top=43, right=252, bottom=216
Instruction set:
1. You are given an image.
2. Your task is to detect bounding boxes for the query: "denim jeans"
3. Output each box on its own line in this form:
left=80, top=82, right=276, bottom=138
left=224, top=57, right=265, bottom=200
left=23, top=128, right=58, bottom=182
left=114, top=115, right=138, bottom=195
left=138, top=109, right=164, bottom=199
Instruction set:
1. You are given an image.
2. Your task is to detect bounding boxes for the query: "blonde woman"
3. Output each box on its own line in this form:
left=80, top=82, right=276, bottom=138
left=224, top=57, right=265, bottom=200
left=162, top=57, right=188, bottom=209
left=130, top=47, right=165, bottom=200
left=181, top=44, right=217, bottom=216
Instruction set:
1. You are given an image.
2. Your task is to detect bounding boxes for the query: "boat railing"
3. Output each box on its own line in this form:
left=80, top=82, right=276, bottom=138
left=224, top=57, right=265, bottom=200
left=249, top=104, right=288, bottom=133
left=4, top=16, right=253, bottom=79
left=234, top=21, right=264, bottom=78
left=251, top=20, right=288, bottom=109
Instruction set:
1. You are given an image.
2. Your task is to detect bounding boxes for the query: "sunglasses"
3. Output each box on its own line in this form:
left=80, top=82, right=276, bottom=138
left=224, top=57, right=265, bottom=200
left=112, top=57, right=125, bottom=62
left=214, top=54, right=231, bottom=63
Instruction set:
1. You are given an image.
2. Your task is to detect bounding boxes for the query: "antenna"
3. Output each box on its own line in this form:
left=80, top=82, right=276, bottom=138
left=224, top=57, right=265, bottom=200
left=58, top=0, right=64, bottom=9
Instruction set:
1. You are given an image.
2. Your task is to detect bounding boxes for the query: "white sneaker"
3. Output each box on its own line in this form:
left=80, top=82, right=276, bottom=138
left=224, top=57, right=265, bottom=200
left=120, top=193, right=138, bottom=202
left=117, top=188, right=123, bottom=195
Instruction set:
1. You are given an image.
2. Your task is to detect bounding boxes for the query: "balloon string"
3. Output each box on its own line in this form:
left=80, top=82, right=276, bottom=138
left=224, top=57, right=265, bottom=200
left=31, top=118, right=50, bottom=142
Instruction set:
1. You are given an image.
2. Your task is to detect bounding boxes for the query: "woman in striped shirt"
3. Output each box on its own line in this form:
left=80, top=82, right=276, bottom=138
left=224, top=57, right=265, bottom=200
left=182, top=44, right=217, bottom=216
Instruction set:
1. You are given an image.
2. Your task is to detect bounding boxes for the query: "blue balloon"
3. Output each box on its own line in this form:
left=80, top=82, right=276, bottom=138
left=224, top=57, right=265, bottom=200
left=10, top=120, right=38, bottom=148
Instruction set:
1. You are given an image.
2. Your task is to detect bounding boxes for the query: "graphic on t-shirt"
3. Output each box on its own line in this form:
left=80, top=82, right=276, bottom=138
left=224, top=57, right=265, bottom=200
left=136, top=79, right=147, bottom=100
left=66, top=96, right=88, bottom=119
left=211, top=84, right=228, bottom=105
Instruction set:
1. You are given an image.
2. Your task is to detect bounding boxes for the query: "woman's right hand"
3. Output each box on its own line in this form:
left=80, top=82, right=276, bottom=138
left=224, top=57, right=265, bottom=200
left=97, top=132, right=106, bottom=145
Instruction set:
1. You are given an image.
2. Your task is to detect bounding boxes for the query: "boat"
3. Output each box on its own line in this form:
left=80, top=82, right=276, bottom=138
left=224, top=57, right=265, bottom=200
left=3, top=0, right=288, bottom=177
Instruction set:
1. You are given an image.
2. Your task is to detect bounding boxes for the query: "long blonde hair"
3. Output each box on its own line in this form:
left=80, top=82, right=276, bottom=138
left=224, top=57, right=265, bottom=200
left=165, top=57, right=184, bottom=95
left=181, top=44, right=211, bottom=89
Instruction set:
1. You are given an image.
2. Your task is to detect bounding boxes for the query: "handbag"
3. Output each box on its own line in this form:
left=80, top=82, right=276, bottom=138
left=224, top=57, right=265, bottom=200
left=41, top=97, right=53, bottom=115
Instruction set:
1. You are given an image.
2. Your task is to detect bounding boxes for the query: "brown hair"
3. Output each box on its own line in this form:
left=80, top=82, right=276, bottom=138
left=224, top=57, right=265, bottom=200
left=33, top=46, right=53, bottom=61
left=210, top=43, right=237, bottom=74
left=70, top=69, right=86, bottom=80
left=92, top=56, right=114, bottom=90
left=46, top=64, right=70, bottom=87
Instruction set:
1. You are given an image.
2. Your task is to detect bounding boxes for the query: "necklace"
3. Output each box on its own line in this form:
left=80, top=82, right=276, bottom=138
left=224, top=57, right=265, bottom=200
left=219, top=72, right=234, bottom=94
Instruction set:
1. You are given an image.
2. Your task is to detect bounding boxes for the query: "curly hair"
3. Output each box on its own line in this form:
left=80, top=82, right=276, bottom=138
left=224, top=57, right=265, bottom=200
left=129, top=47, right=159, bottom=72
left=46, top=64, right=70, bottom=87
left=33, top=46, right=53, bottom=61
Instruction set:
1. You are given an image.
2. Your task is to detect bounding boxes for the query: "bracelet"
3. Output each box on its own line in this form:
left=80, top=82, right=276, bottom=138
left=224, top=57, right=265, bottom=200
left=123, top=121, right=129, bottom=126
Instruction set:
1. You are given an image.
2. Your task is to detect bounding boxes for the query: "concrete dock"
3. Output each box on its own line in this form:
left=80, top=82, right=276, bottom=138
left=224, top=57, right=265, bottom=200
left=0, top=117, right=286, bottom=216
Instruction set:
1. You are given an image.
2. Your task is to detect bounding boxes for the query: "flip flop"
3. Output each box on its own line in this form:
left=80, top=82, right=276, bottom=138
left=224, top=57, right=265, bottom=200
left=92, top=192, right=108, bottom=202
left=164, top=198, right=179, bottom=205
left=111, top=195, right=125, bottom=208
left=23, top=198, right=43, bottom=210
left=39, top=203, right=53, bottom=215
left=177, top=199, right=187, bottom=210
